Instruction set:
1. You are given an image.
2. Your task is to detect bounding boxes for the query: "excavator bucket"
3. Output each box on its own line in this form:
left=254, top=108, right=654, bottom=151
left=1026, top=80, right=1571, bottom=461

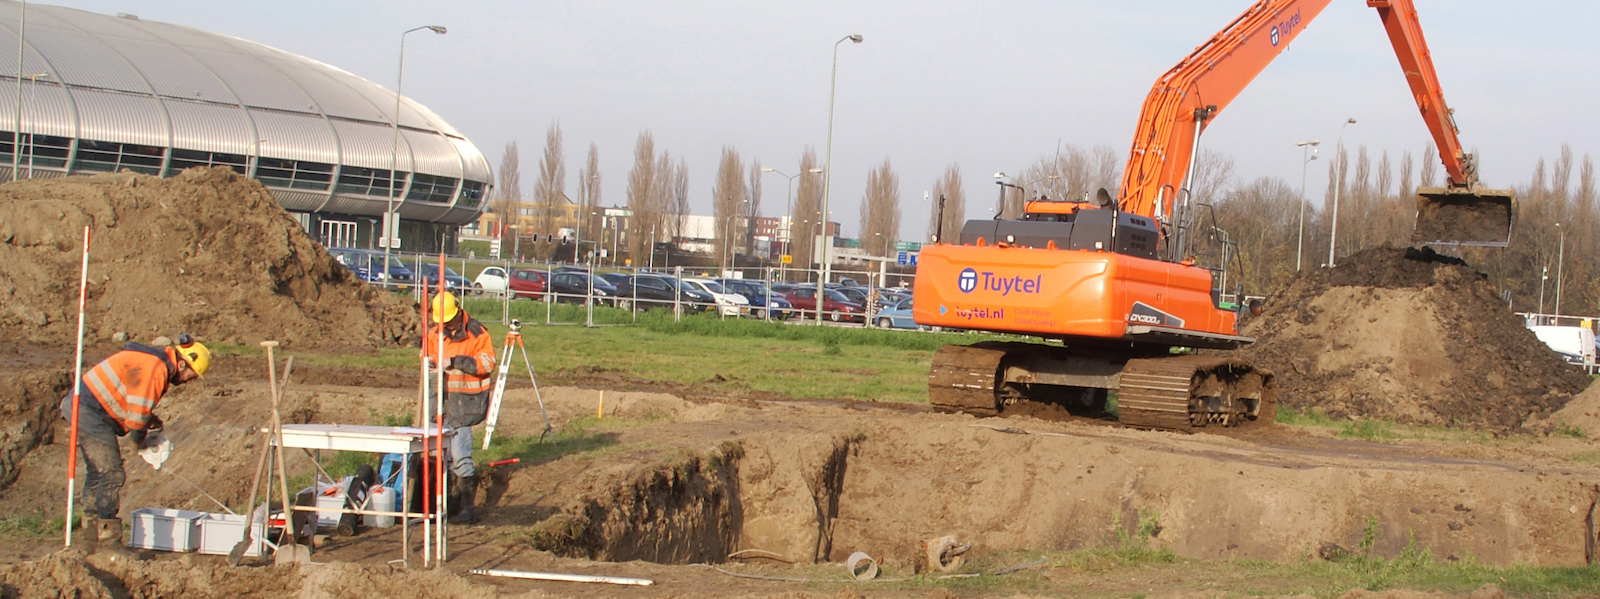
left=1410, top=186, right=1516, bottom=247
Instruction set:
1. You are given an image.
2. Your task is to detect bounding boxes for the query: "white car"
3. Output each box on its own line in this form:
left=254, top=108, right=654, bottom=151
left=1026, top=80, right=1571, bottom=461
left=681, top=278, right=750, bottom=317
left=474, top=266, right=511, bottom=297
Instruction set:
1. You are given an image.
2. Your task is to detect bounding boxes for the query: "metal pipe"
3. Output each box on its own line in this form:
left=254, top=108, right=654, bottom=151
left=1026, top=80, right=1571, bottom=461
left=471, top=569, right=653, bottom=586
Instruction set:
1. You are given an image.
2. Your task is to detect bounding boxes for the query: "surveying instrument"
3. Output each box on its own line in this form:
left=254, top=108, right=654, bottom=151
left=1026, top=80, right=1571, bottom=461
left=484, top=319, right=554, bottom=448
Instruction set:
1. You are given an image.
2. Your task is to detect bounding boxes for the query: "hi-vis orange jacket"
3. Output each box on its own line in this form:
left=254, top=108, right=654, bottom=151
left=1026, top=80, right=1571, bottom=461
left=421, top=318, right=496, bottom=396
left=82, top=344, right=178, bottom=434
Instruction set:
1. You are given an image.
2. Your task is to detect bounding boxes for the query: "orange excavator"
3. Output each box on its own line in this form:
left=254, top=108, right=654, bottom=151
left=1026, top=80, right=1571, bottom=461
left=911, top=0, right=1515, bottom=431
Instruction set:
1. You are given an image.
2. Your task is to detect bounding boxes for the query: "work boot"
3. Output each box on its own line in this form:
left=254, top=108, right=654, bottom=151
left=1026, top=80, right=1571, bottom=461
left=449, top=476, right=477, bottom=525
left=78, top=516, right=100, bottom=552
left=95, top=518, right=139, bottom=561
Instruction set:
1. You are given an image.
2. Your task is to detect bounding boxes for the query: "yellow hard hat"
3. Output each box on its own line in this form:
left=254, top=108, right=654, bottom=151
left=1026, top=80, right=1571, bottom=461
left=431, top=291, right=460, bottom=324
left=174, top=336, right=210, bottom=377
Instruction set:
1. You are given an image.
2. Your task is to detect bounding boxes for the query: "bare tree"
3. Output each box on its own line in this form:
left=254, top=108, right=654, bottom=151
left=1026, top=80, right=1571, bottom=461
left=533, top=122, right=566, bottom=259
left=792, top=148, right=822, bottom=269
left=1419, top=144, right=1438, bottom=188
left=746, top=160, right=763, bottom=255
left=928, top=163, right=965, bottom=244
left=1214, top=176, right=1299, bottom=293
left=672, top=159, right=690, bottom=247
left=712, top=147, right=746, bottom=262
left=493, top=141, right=521, bottom=252
left=577, top=143, right=600, bottom=250
left=652, top=151, right=674, bottom=247
left=625, top=131, right=656, bottom=262
left=858, top=158, right=901, bottom=257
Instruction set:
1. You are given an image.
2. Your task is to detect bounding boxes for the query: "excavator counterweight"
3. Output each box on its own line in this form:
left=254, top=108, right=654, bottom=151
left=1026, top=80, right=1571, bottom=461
left=1412, top=186, right=1517, bottom=247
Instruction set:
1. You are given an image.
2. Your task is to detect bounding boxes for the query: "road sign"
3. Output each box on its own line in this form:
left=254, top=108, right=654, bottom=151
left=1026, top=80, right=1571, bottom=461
left=897, top=251, right=918, bottom=266
left=780, top=254, right=793, bottom=265
left=896, top=251, right=907, bottom=265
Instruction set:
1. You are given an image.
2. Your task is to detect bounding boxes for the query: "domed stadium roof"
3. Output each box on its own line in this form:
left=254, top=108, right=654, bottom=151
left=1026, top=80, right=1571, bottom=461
left=0, top=1, right=490, bottom=227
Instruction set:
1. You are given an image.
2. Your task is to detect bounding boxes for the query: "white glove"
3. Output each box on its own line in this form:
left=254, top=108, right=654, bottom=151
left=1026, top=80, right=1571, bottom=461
left=138, top=433, right=172, bottom=470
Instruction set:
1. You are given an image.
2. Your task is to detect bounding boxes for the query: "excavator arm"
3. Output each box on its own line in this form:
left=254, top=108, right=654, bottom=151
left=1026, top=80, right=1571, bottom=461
left=1115, top=0, right=1514, bottom=249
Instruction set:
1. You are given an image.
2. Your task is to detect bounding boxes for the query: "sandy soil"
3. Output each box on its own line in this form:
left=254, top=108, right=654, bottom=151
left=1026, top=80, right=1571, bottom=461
left=2, top=351, right=1598, bottom=597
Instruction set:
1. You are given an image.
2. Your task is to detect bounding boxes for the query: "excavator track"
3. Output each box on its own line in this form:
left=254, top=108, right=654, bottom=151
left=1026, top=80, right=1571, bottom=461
left=928, top=344, right=1276, bottom=433
left=1118, top=355, right=1275, bottom=433
left=928, top=343, right=1008, bottom=416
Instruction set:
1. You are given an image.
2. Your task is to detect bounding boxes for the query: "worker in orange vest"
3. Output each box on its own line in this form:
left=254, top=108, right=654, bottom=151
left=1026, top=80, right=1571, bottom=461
left=59, top=334, right=210, bottom=559
left=420, top=292, right=495, bottom=524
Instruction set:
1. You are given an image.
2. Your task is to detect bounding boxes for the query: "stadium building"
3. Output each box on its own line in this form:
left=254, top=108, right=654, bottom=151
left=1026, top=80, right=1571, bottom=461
left=0, top=1, right=490, bottom=253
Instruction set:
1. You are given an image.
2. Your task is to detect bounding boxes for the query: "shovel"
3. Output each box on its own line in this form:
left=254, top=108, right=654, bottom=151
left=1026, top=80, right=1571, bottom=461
left=1411, top=185, right=1517, bottom=247
left=262, top=341, right=311, bottom=565
left=229, top=354, right=293, bottom=566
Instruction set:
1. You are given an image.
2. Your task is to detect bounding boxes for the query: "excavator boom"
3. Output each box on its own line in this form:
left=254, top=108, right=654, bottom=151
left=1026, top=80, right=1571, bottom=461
left=1118, top=0, right=1513, bottom=248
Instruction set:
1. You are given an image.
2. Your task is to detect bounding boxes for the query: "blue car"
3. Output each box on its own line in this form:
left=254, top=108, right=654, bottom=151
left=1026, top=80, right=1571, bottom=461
left=328, top=248, right=414, bottom=285
left=716, top=278, right=794, bottom=320
left=872, top=297, right=926, bottom=330
left=414, top=263, right=474, bottom=295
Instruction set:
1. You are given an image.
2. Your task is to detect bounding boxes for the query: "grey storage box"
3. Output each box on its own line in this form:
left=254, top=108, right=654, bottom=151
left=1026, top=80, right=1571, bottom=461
left=128, top=508, right=204, bottom=552
left=197, top=508, right=266, bottom=557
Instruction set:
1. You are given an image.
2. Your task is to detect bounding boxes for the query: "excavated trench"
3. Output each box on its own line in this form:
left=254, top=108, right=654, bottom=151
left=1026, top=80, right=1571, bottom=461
left=532, top=419, right=1600, bottom=570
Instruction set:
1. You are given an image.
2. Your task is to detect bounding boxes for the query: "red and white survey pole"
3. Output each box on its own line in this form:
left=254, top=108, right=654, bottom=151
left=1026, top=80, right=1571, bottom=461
left=63, top=225, right=90, bottom=547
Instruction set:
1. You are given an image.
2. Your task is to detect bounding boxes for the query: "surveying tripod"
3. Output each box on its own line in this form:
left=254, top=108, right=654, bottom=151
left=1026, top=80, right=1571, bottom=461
left=484, top=319, right=554, bottom=449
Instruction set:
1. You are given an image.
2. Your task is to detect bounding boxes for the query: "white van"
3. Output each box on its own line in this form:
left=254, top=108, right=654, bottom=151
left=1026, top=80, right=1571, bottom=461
left=1529, top=325, right=1597, bottom=373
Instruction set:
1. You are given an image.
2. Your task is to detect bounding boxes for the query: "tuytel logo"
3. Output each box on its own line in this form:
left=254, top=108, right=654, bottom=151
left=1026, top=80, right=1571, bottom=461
left=957, top=268, right=978, bottom=293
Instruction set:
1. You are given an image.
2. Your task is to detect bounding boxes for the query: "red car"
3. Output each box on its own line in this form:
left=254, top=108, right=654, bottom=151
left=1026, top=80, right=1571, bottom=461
left=507, top=269, right=546, bottom=300
left=781, top=285, right=865, bottom=323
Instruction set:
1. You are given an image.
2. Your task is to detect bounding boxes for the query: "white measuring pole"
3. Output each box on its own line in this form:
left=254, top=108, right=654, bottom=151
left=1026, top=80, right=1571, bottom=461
left=62, top=225, right=89, bottom=547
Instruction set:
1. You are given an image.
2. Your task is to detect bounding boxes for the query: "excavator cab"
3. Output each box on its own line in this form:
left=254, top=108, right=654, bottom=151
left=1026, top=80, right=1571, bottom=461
left=1411, top=185, right=1517, bottom=247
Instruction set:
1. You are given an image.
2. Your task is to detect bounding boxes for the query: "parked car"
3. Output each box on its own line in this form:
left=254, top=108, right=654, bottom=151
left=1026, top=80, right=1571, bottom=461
left=872, top=297, right=931, bottom=330
left=328, top=248, right=414, bottom=285
left=475, top=266, right=511, bottom=296
left=834, top=286, right=869, bottom=306
left=548, top=271, right=620, bottom=305
left=413, top=263, right=474, bottom=295
left=715, top=278, right=793, bottom=320
left=596, top=272, right=631, bottom=288
left=506, top=269, right=547, bottom=300
left=782, top=285, right=865, bottom=323
left=615, top=274, right=714, bottom=313
left=682, top=278, right=751, bottom=317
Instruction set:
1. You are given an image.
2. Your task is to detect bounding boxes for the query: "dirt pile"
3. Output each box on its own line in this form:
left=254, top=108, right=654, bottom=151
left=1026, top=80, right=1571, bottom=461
left=1238, top=247, right=1590, bottom=432
left=0, top=167, right=416, bottom=348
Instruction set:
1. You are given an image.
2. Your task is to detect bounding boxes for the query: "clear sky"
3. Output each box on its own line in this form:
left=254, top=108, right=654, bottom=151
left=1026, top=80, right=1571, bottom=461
left=38, top=0, right=1600, bottom=241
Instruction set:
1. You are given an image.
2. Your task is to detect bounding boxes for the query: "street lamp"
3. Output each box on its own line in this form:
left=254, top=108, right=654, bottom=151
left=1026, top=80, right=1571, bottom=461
left=1539, top=265, right=1548, bottom=317
left=382, top=24, right=446, bottom=289
left=818, top=33, right=863, bottom=324
left=761, top=167, right=822, bottom=259
left=21, top=72, right=47, bottom=178
left=1294, top=140, right=1320, bottom=272
left=11, top=0, right=28, bottom=182
left=1555, top=222, right=1566, bottom=318
left=1326, top=118, right=1356, bottom=268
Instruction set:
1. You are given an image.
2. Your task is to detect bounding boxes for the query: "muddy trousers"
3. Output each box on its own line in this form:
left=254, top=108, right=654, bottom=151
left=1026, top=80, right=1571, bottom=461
left=59, top=393, right=125, bottom=519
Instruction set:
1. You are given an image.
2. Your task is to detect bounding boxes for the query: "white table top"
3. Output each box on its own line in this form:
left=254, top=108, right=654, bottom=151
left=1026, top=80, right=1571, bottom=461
left=268, top=424, right=454, bottom=454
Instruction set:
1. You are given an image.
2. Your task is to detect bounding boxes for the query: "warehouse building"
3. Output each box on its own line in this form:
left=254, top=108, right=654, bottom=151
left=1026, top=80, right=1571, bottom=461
left=0, top=1, right=490, bottom=253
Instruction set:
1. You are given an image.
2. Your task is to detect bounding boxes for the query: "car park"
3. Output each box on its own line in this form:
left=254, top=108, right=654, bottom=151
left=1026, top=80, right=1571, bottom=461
left=414, top=263, right=474, bottom=295
left=715, top=278, right=793, bottom=320
left=781, top=285, right=865, bottom=323
left=506, top=269, right=546, bottom=300
left=328, top=248, right=414, bottom=285
left=682, top=278, right=751, bottom=317
left=615, top=274, right=714, bottom=313
left=548, top=271, right=620, bottom=305
left=872, top=296, right=927, bottom=330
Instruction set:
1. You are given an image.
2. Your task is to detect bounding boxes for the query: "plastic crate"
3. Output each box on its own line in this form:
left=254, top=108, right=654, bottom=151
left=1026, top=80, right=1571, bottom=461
left=196, top=508, right=265, bottom=557
left=128, top=508, right=203, bottom=552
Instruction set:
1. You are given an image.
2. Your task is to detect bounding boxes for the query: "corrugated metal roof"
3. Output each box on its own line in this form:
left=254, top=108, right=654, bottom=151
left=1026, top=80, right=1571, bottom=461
left=0, top=0, right=489, bottom=225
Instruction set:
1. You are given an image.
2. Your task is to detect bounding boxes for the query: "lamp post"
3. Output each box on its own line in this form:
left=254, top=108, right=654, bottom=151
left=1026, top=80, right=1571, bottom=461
left=11, top=0, right=27, bottom=182
left=760, top=167, right=822, bottom=261
left=818, top=33, right=863, bottom=324
left=1555, top=222, right=1566, bottom=318
left=1326, top=118, right=1356, bottom=268
left=382, top=24, right=446, bottom=289
left=1295, top=140, right=1320, bottom=272
left=1539, top=265, right=1548, bottom=317
left=22, top=72, right=47, bottom=178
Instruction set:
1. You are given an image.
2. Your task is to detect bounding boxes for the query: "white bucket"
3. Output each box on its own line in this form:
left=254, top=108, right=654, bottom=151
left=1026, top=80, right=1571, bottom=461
left=365, top=486, right=395, bottom=528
